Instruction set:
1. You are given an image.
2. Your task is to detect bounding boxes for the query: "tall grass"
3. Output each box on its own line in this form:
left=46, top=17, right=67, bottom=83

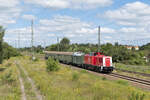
left=128, top=91, right=145, bottom=100
left=0, top=57, right=21, bottom=100
left=72, top=72, right=79, bottom=81
left=17, top=56, right=150, bottom=100
left=115, top=63, right=150, bottom=74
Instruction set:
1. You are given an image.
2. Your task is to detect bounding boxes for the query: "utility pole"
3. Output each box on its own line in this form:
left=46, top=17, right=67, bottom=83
left=43, top=40, right=46, bottom=50
left=15, top=40, right=17, bottom=48
left=18, top=31, right=20, bottom=49
left=57, top=37, right=59, bottom=51
left=31, top=20, right=33, bottom=51
left=98, top=26, right=101, bottom=52
left=31, top=19, right=35, bottom=60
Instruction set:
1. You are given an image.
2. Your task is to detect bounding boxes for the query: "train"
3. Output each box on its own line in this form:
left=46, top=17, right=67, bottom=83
left=44, top=51, right=114, bottom=73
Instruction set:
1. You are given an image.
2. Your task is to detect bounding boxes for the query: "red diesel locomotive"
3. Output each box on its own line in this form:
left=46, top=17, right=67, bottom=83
left=84, top=52, right=113, bottom=72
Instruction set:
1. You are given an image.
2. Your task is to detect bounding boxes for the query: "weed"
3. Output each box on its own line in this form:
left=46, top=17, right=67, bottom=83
left=15, top=56, right=150, bottom=100
left=46, top=58, right=60, bottom=72
left=5, top=62, right=12, bottom=67
left=102, top=77, right=107, bottom=80
left=80, top=69, right=87, bottom=73
left=1, top=70, right=15, bottom=84
left=72, top=72, right=79, bottom=81
left=128, top=91, right=145, bottom=100
left=117, top=80, right=128, bottom=86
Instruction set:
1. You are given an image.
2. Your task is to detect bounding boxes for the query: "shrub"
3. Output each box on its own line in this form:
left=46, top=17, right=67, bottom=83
left=80, top=69, right=87, bottom=73
left=46, top=58, right=59, bottom=72
left=128, top=91, right=145, bottom=100
left=1, top=70, right=15, bottom=84
left=117, top=80, right=128, bottom=86
left=5, top=62, right=12, bottom=67
left=72, top=72, right=79, bottom=81
left=102, top=77, right=107, bottom=80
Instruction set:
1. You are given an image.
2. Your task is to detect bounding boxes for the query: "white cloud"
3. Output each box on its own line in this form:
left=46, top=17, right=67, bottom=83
left=5, top=15, right=116, bottom=46
left=25, top=0, right=69, bottom=9
left=0, top=0, right=19, bottom=7
left=101, top=27, right=116, bottom=33
left=39, top=15, right=93, bottom=35
left=22, top=14, right=36, bottom=20
left=0, top=0, right=21, bottom=26
left=24, top=0, right=113, bottom=9
left=99, top=1, right=150, bottom=44
left=104, top=1, right=150, bottom=26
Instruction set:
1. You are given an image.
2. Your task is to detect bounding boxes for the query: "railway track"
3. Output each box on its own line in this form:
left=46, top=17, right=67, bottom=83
left=110, top=73, right=150, bottom=86
left=115, top=68, right=150, bottom=77
left=62, top=64, right=150, bottom=88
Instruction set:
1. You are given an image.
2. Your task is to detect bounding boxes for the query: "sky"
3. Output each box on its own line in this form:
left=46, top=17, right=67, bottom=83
left=1, top=0, right=150, bottom=47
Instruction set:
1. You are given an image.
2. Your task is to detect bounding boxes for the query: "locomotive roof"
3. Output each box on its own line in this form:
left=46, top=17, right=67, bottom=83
left=44, top=51, right=74, bottom=55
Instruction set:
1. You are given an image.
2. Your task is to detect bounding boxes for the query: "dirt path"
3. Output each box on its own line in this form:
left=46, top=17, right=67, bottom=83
left=16, top=61, right=43, bottom=100
left=16, top=63, right=27, bottom=100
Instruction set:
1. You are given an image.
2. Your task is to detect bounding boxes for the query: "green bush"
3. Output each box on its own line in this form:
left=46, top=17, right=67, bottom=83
left=102, top=77, right=107, bottom=80
left=128, top=91, right=145, bottom=100
left=80, top=69, right=87, bottom=73
left=3, top=43, right=21, bottom=59
left=116, top=80, right=128, bottom=86
left=1, top=70, right=15, bottom=84
left=5, top=62, right=12, bottom=67
left=46, top=58, right=59, bottom=72
left=72, top=72, right=79, bottom=81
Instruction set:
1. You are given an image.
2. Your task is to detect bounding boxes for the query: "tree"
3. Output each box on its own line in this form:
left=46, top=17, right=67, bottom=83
left=0, top=26, right=5, bottom=64
left=46, top=44, right=58, bottom=51
left=35, top=45, right=43, bottom=53
left=3, top=42, right=21, bottom=59
left=60, top=37, right=70, bottom=51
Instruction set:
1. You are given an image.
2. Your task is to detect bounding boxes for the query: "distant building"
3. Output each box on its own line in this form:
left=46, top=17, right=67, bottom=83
left=134, top=46, right=139, bottom=50
left=125, top=45, right=139, bottom=50
left=126, top=46, right=132, bottom=50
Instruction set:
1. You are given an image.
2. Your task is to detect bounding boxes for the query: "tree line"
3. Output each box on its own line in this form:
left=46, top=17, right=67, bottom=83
left=0, top=26, right=21, bottom=64
left=18, top=37, right=150, bottom=65
left=45, top=37, right=149, bottom=65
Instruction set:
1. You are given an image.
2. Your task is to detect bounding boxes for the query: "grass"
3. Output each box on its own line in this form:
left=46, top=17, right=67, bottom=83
left=0, top=58, right=21, bottom=100
left=72, top=72, right=80, bottom=81
left=17, top=56, right=150, bottom=100
left=16, top=62, right=37, bottom=100
left=115, top=63, right=150, bottom=74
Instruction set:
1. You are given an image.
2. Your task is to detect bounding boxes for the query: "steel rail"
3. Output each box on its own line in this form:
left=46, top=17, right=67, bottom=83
left=110, top=73, right=150, bottom=86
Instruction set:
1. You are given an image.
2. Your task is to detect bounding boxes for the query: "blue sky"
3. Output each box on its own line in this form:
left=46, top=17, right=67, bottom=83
left=1, top=0, right=150, bottom=47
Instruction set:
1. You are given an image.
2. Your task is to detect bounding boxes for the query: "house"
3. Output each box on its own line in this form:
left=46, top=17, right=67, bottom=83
left=134, top=46, right=139, bottom=50
left=126, top=46, right=132, bottom=50
left=125, top=45, right=139, bottom=50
